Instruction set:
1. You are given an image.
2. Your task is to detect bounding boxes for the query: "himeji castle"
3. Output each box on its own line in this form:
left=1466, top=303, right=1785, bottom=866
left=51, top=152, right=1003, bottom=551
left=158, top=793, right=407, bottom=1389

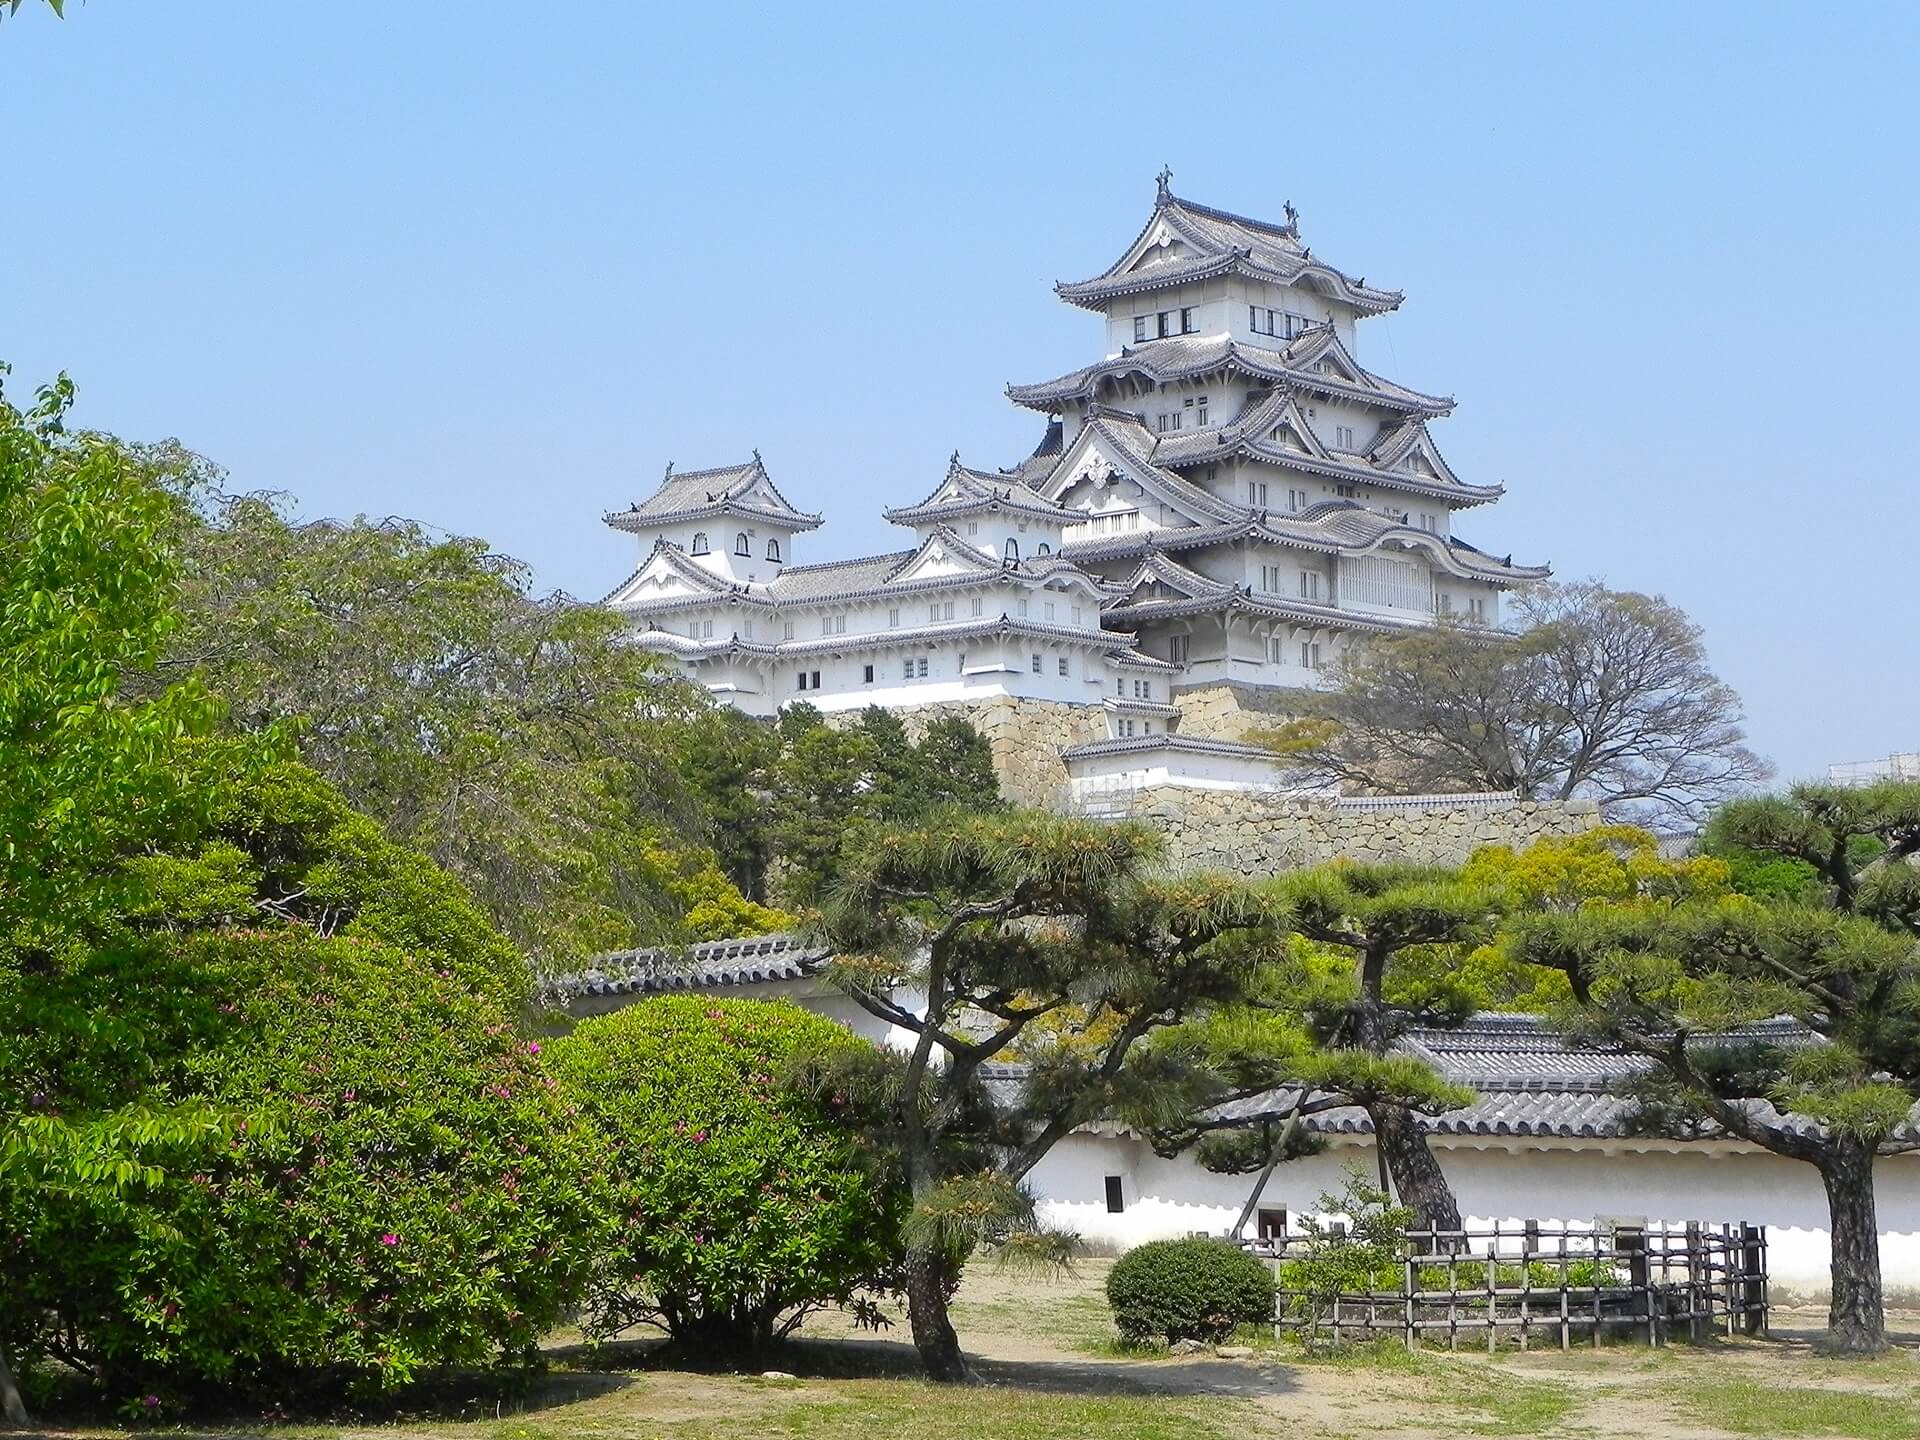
left=604, top=176, right=1547, bottom=802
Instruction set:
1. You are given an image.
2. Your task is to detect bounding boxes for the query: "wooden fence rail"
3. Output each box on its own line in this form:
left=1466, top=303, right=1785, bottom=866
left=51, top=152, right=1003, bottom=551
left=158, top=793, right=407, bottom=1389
left=1245, top=1220, right=1768, bottom=1352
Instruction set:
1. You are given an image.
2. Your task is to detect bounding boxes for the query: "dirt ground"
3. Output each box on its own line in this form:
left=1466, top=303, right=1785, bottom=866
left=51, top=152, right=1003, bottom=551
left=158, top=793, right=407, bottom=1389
left=31, top=1264, right=1920, bottom=1440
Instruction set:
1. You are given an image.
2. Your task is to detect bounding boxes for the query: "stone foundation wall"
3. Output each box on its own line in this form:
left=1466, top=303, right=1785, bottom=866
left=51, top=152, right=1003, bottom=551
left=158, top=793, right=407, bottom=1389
left=1171, top=681, right=1308, bottom=743
left=1129, top=787, right=1602, bottom=875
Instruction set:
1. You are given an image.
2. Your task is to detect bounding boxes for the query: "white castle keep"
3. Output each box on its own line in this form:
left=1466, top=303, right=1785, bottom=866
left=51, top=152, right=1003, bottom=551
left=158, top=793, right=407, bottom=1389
left=603, top=177, right=1546, bottom=783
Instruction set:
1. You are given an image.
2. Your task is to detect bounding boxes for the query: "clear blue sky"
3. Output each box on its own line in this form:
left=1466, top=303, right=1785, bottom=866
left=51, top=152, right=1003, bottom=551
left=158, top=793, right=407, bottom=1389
left=4, top=3, right=1914, bottom=783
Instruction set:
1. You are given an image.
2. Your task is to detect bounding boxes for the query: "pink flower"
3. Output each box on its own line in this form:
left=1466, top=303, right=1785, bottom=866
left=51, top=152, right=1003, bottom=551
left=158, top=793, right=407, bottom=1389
left=526, top=1040, right=542, bottom=1055
left=380, top=1233, right=399, bottom=1247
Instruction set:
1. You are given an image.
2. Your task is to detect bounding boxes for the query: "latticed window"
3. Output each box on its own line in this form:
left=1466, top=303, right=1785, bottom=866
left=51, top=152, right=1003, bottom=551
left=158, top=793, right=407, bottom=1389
left=734, top=532, right=750, bottom=556
left=690, top=532, right=709, bottom=555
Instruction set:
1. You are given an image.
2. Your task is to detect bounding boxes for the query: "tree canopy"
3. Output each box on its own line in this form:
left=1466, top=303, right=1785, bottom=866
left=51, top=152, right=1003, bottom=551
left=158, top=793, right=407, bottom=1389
left=1261, top=581, right=1769, bottom=826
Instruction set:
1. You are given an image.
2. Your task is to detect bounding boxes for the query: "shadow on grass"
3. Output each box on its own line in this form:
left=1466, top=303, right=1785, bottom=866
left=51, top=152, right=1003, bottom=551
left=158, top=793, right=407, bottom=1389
left=550, top=1331, right=1302, bottom=1400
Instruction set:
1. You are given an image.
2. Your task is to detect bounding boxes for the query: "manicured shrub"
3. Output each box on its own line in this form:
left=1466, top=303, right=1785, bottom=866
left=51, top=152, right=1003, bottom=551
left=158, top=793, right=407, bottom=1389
left=1105, top=1237, right=1276, bottom=1345
left=0, top=928, right=605, bottom=1407
left=550, top=996, right=907, bottom=1354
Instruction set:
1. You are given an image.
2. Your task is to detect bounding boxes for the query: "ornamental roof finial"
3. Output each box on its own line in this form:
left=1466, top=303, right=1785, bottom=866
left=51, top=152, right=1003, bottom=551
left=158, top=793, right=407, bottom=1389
left=664, top=460, right=675, bottom=479
left=751, top=447, right=762, bottom=465
left=1155, top=165, right=1174, bottom=203
left=1284, top=200, right=1299, bottom=232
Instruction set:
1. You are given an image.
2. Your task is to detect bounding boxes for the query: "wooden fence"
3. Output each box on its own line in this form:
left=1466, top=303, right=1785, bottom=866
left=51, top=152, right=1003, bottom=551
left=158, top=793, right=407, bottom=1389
left=1245, top=1221, right=1769, bottom=1351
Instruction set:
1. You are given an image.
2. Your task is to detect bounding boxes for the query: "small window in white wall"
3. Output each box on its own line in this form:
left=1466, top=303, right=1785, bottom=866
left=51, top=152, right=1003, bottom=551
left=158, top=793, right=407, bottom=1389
left=1116, top=677, right=1125, bottom=696
left=970, top=598, right=983, bottom=617
left=690, top=532, right=709, bottom=556
left=1030, top=653, right=1041, bottom=674
left=766, top=537, right=782, bottom=562
left=1269, top=637, right=1285, bottom=664
left=888, top=607, right=900, bottom=628
left=1044, top=601, right=1055, bottom=621
left=1300, top=641, right=1323, bottom=670
left=1288, top=488, right=1308, bottom=512
left=1248, top=481, right=1268, bottom=507
left=1037, top=542, right=1051, bottom=556
left=1169, top=634, right=1190, bottom=664
left=968, top=521, right=979, bottom=536
left=1104, top=1175, right=1125, bottom=1214
left=743, top=620, right=754, bottom=639
left=863, top=664, right=874, bottom=683
left=1260, top=565, right=1281, bottom=592
left=734, top=533, right=750, bottom=556
left=1257, top=1207, right=1288, bottom=1240
left=1016, top=598, right=1029, bottom=617
left=782, top=621, right=794, bottom=640
left=700, top=620, right=714, bottom=638
left=1004, top=537, right=1019, bottom=562
left=1133, top=315, right=1149, bottom=343
left=1298, top=570, right=1321, bottom=601
left=1057, top=656, right=1069, bottom=677
left=1468, top=595, right=1487, bottom=621
left=902, top=659, right=914, bottom=681
left=1436, top=592, right=1453, bottom=615
left=1197, top=394, right=1210, bottom=425
left=1179, top=307, right=1196, bottom=334
left=916, top=657, right=929, bottom=678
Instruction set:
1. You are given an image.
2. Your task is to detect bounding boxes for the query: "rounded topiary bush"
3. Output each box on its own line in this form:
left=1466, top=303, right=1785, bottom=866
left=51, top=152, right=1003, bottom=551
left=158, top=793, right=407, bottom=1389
left=549, top=996, right=907, bottom=1355
left=1105, top=1237, right=1276, bottom=1345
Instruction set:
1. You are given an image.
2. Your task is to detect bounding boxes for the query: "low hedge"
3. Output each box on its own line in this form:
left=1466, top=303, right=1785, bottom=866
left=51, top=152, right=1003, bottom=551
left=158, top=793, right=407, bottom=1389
left=1106, top=1237, right=1276, bottom=1345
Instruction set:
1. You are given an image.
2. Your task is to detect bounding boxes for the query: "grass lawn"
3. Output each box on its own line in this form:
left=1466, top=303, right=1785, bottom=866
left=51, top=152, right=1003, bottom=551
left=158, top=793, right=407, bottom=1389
left=26, top=1264, right=1920, bottom=1439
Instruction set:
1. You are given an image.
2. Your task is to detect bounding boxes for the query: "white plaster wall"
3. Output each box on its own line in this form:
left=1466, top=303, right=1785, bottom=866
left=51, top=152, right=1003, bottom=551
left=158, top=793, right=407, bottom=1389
left=1025, top=1130, right=1920, bottom=1294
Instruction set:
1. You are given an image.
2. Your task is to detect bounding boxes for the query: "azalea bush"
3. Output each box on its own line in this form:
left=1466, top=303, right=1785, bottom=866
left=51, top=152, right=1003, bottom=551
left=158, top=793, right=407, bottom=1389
left=550, top=996, right=907, bottom=1354
left=0, top=928, right=606, bottom=1408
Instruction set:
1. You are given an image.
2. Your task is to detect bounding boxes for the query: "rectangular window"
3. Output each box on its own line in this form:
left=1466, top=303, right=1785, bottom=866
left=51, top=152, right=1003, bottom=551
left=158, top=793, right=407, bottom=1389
left=1044, top=601, right=1056, bottom=621
left=1248, top=304, right=1261, bottom=334
left=1335, top=425, right=1355, bottom=450
left=1298, top=570, right=1321, bottom=601
left=810, top=669, right=821, bottom=689
left=928, top=604, right=939, bottom=623
left=743, top=620, right=754, bottom=639
left=888, top=607, right=900, bottom=627
left=1104, top=1175, right=1125, bottom=1214
left=1071, top=605, right=1081, bottom=624
left=1156, top=411, right=1182, bottom=433
left=700, top=620, right=714, bottom=638
left=1436, top=592, right=1453, bottom=615
left=903, top=659, right=914, bottom=681
left=1156, top=311, right=1172, bottom=339
left=782, top=621, right=795, bottom=640
left=1133, top=315, right=1149, bottom=343
left=1257, top=1208, right=1288, bottom=1240
left=1299, top=642, right=1322, bottom=670
left=863, top=663, right=875, bottom=683
left=943, top=601, right=955, bottom=621
left=1031, top=653, right=1042, bottom=674
left=970, top=597, right=983, bottom=617
left=1269, top=636, right=1285, bottom=663
left=1468, top=595, right=1487, bottom=621
left=1288, top=487, right=1308, bottom=512
left=797, top=672, right=809, bottom=692
left=1057, top=656, right=1069, bottom=677
left=1197, top=395, right=1209, bottom=425
left=916, top=657, right=929, bottom=678
left=1017, top=598, right=1029, bottom=617
left=1169, top=634, right=1190, bottom=664
left=1335, top=483, right=1358, bottom=498
left=1284, top=312, right=1313, bottom=339
left=1179, top=307, right=1196, bottom=334
left=1116, top=677, right=1126, bottom=696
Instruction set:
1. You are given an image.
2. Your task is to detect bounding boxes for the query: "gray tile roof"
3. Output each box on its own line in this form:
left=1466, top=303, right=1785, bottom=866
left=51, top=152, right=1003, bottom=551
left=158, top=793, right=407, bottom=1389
left=1055, top=191, right=1403, bottom=316
left=544, top=933, right=831, bottom=1003
left=1062, top=733, right=1281, bottom=763
left=606, top=455, right=823, bottom=534
left=884, top=455, right=1077, bottom=526
left=1009, top=332, right=1450, bottom=418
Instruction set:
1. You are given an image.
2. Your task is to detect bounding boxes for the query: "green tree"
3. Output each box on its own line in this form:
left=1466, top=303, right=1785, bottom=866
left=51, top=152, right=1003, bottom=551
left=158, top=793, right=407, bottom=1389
left=1242, top=866, right=1501, bottom=1231
left=811, top=810, right=1285, bottom=1380
left=551, top=997, right=907, bottom=1354
left=0, top=369, right=274, bottom=1421
left=1509, top=889, right=1920, bottom=1354
left=1706, top=781, right=1920, bottom=935
left=145, top=486, right=777, bottom=971
left=671, top=707, right=781, bottom=898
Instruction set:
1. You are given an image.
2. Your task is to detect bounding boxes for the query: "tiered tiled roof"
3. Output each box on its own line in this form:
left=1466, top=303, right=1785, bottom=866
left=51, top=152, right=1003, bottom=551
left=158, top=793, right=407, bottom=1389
left=883, top=454, right=1077, bottom=527
left=546, top=934, right=830, bottom=1005
left=1055, top=189, right=1403, bottom=316
left=605, top=455, right=823, bottom=534
left=1008, top=330, right=1451, bottom=418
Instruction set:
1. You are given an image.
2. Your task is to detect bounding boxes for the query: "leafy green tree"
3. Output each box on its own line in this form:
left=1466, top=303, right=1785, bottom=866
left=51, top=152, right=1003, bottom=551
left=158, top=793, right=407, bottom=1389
left=811, top=810, right=1285, bottom=1380
left=1706, top=781, right=1920, bottom=936
left=0, top=370, right=270, bottom=1421
left=144, top=486, right=778, bottom=971
left=0, top=928, right=605, bottom=1408
left=550, top=997, right=907, bottom=1354
left=767, top=705, right=1002, bottom=908
left=671, top=707, right=782, bottom=898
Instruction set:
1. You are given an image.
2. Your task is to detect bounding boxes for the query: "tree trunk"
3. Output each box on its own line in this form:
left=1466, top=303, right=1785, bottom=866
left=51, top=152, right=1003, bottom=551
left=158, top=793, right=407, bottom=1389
left=903, top=1242, right=969, bottom=1382
left=1368, top=1102, right=1462, bottom=1233
left=1818, top=1141, right=1887, bottom=1355
left=0, top=1340, right=28, bottom=1427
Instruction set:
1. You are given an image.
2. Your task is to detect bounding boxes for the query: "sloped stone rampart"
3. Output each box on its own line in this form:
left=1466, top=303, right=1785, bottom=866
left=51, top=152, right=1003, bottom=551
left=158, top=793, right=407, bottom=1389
left=1129, top=787, right=1602, bottom=874
left=1170, top=681, right=1306, bottom=742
